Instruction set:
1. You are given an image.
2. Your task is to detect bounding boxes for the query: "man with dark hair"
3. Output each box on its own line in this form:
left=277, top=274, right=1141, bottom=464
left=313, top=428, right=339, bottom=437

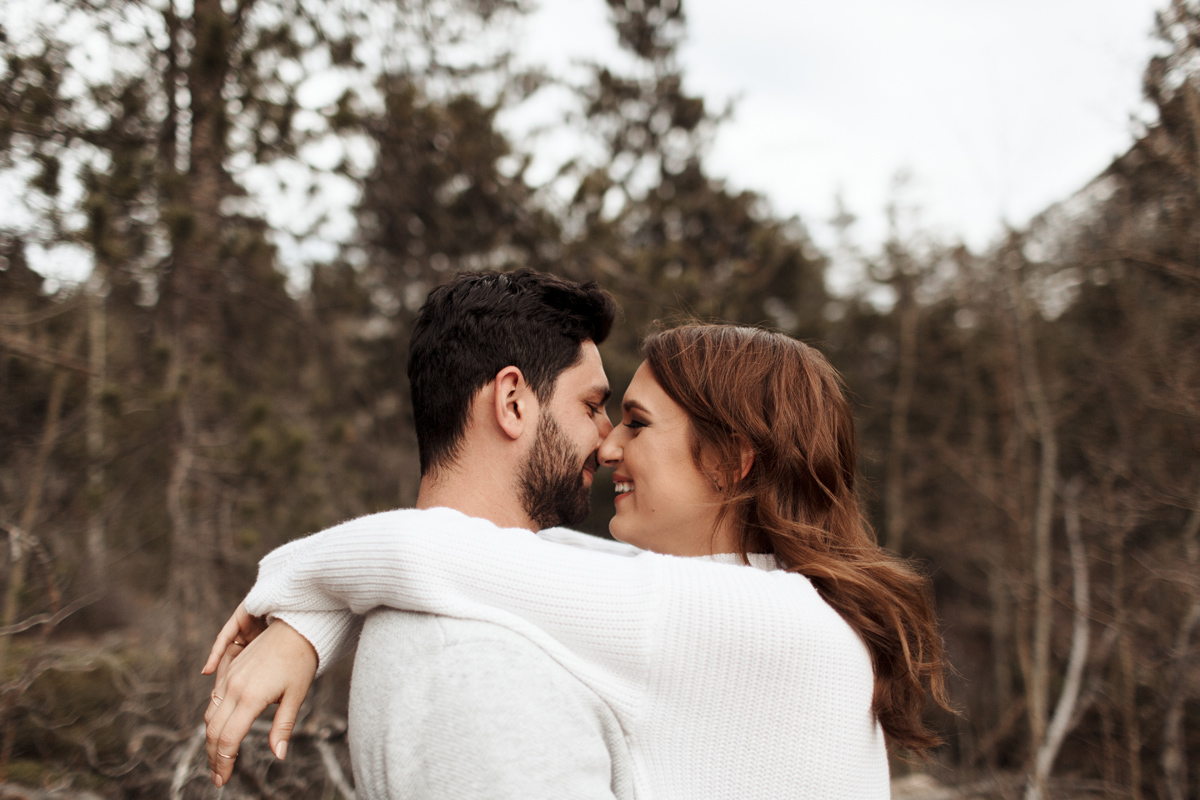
left=408, top=268, right=615, bottom=476
left=407, top=269, right=616, bottom=529
left=204, top=269, right=633, bottom=799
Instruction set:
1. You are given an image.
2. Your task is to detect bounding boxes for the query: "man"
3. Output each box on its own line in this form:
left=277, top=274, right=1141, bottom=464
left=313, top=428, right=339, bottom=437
left=203, top=269, right=634, bottom=798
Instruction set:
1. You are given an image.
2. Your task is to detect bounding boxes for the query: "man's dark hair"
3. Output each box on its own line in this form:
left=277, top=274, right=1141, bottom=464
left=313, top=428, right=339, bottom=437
left=407, top=269, right=617, bottom=475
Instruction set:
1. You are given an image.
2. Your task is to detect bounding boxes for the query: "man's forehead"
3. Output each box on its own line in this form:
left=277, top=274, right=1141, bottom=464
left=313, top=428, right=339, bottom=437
left=563, top=341, right=610, bottom=394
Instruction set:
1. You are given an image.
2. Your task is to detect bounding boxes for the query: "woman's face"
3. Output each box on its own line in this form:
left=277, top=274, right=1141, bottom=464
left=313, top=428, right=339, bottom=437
left=598, top=361, right=731, bottom=556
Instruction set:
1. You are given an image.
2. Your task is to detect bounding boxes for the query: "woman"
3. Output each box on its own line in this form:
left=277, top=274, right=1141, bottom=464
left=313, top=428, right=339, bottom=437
left=207, top=324, right=950, bottom=798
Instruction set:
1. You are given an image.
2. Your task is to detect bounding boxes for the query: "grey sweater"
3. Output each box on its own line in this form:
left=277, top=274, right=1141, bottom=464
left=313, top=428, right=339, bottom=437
left=348, top=608, right=634, bottom=800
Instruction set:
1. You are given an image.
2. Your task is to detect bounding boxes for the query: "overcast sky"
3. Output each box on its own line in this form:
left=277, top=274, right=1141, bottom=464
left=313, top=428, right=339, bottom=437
left=511, top=0, right=1165, bottom=257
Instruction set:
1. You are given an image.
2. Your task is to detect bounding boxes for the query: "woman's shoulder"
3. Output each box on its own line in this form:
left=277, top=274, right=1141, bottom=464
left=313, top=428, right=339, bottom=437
left=656, top=557, right=868, bottom=652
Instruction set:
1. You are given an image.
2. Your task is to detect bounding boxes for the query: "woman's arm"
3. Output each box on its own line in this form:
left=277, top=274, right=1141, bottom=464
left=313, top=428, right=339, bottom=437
left=204, top=507, right=665, bottom=788
left=207, top=526, right=638, bottom=680
left=243, top=506, right=660, bottom=708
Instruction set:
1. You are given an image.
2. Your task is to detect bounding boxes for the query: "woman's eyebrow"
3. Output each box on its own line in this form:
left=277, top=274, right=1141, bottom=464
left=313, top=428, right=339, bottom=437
left=622, top=399, right=650, bottom=415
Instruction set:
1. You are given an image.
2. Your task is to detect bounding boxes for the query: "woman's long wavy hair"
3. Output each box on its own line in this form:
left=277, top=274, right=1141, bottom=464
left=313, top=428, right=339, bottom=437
left=643, top=323, right=952, bottom=756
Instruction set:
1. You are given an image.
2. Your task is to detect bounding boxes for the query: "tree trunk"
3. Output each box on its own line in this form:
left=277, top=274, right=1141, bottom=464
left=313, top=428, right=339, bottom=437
left=1027, top=478, right=1090, bottom=799
left=0, top=327, right=79, bottom=670
left=1011, top=268, right=1059, bottom=797
left=987, top=560, right=1015, bottom=725
left=1112, top=520, right=1142, bottom=800
left=1161, top=487, right=1200, bottom=800
left=84, top=273, right=108, bottom=591
left=0, top=358, right=73, bottom=781
left=885, top=285, right=917, bottom=552
left=160, top=0, right=234, bottom=717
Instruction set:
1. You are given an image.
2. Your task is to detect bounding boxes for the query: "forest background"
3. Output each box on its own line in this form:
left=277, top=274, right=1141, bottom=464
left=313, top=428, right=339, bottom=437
left=0, top=0, right=1198, bottom=798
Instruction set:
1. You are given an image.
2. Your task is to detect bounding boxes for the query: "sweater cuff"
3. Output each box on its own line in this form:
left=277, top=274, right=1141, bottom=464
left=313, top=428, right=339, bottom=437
left=244, top=533, right=320, bottom=617
left=272, top=609, right=362, bottom=677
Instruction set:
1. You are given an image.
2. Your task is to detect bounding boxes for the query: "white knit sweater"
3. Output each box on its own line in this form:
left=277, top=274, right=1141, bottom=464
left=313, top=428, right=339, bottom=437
left=244, top=507, right=890, bottom=800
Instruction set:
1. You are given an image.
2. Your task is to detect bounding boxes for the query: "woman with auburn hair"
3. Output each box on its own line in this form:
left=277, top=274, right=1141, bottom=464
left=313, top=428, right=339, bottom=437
left=206, top=323, right=950, bottom=798
left=634, top=325, right=948, bottom=753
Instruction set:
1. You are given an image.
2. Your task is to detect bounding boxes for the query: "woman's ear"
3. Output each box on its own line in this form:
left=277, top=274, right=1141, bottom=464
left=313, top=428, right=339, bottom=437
left=706, top=438, right=754, bottom=491
left=492, top=366, right=532, bottom=441
left=737, top=436, right=754, bottom=481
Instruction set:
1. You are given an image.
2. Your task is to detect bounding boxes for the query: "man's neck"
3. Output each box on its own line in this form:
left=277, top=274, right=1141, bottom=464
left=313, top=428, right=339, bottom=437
left=416, top=469, right=536, bottom=532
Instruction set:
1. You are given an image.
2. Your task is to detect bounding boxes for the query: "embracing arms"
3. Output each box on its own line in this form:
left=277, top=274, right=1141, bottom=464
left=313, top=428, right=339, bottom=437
left=202, top=509, right=653, bottom=786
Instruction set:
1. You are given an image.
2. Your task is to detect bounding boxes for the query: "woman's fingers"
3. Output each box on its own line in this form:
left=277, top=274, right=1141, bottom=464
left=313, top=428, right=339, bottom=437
left=236, top=603, right=268, bottom=640
left=204, top=644, right=241, bottom=727
left=204, top=679, right=241, bottom=786
left=207, top=694, right=260, bottom=787
left=202, top=602, right=267, bottom=676
left=201, top=614, right=238, bottom=676
left=202, top=606, right=246, bottom=676
left=268, top=689, right=301, bottom=761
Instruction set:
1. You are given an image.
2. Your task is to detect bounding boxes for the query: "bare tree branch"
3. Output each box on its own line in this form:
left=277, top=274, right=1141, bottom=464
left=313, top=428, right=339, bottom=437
left=168, top=723, right=205, bottom=800
left=314, top=738, right=357, bottom=800
left=0, top=593, right=98, bottom=637
left=0, top=331, right=92, bottom=374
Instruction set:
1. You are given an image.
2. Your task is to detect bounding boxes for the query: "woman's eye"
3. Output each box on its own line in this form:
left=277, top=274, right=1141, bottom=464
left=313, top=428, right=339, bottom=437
left=625, top=420, right=647, bottom=430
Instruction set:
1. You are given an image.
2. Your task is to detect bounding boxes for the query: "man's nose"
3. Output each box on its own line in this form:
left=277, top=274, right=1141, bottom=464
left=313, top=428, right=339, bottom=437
left=598, top=425, right=621, bottom=465
left=597, top=412, right=614, bottom=439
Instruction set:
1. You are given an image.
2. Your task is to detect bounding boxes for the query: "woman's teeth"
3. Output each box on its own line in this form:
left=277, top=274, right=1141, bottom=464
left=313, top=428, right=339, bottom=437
left=615, top=482, right=634, bottom=494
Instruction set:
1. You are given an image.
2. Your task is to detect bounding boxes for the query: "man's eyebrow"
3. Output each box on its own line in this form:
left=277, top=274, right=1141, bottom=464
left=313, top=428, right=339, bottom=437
left=588, top=385, right=611, bottom=405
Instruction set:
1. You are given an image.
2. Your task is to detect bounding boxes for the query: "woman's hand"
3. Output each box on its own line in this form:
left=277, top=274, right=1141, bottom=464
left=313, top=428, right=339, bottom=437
left=203, top=618, right=318, bottom=788
left=202, top=601, right=267, bottom=676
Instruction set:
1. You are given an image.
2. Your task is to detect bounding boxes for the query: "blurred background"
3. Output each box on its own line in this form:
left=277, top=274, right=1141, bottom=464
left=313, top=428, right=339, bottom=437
left=0, top=0, right=1197, bottom=797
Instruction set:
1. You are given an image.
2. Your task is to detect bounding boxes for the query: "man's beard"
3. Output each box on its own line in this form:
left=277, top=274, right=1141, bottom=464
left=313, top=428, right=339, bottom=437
left=518, top=412, right=592, bottom=530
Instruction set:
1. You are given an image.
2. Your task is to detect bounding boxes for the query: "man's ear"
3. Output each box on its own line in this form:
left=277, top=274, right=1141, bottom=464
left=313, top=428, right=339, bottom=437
left=493, top=366, right=534, bottom=441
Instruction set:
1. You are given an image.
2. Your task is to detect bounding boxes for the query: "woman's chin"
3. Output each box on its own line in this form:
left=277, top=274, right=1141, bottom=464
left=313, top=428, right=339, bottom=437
left=608, top=518, right=636, bottom=548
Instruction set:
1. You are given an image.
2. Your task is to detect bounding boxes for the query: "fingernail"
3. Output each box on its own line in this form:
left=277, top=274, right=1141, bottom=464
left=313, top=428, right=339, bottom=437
left=274, top=741, right=287, bottom=760
left=212, top=772, right=223, bottom=788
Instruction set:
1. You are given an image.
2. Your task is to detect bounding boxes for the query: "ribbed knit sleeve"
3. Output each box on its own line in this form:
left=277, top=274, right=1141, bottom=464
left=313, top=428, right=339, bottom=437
left=250, top=527, right=633, bottom=675
left=243, top=507, right=659, bottom=720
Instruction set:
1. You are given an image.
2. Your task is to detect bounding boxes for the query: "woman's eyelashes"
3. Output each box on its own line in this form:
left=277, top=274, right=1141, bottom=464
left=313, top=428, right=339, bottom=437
left=624, top=419, right=647, bottom=430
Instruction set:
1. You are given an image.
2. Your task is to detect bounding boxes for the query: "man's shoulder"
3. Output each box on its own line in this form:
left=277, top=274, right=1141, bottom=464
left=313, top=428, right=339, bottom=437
left=352, top=609, right=616, bottom=723
left=349, top=612, right=632, bottom=800
left=358, top=606, right=554, bottom=654
left=350, top=609, right=624, bottom=748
